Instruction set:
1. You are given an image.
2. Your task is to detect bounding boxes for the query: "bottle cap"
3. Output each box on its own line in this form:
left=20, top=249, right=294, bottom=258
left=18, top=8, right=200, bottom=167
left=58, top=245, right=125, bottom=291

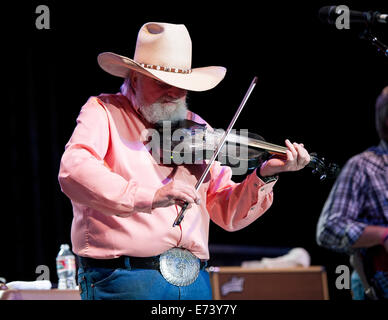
left=60, top=244, right=70, bottom=250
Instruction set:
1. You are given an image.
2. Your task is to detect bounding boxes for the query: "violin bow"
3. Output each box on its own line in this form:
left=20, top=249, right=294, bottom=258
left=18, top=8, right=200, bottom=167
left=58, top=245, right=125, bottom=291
left=173, top=76, right=258, bottom=227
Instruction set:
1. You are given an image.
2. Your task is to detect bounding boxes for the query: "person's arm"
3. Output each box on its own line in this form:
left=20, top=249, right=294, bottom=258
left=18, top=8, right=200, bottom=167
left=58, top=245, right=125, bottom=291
left=58, top=97, right=157, bottom=216
left=206, top=163, right=276, bottom=231
left=316, top=157, right=370, bottom=253
left=352, top=226, right=388, bottom=252
left=206, top=139, right=310, bottom=231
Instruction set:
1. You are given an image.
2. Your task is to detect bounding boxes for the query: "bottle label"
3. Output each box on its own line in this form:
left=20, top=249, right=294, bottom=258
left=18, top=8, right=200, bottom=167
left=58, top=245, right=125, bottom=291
left=56, top=257, right=76, bottom=271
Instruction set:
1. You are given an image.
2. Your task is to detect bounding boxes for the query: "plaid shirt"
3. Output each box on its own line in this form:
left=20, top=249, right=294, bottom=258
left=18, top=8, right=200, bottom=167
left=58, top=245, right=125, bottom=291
left=316, top=140, right=388, bottom=252
left=316, top=140, right=388, bottom=298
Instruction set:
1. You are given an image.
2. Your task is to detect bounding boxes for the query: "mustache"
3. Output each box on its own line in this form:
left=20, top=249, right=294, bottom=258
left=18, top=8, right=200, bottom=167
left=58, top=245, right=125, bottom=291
left=139, top=100, right=188, bottom=124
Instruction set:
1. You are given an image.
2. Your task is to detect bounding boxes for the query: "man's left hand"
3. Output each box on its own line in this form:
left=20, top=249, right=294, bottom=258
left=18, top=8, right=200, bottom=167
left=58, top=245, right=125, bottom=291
left=259, top=139, right=310, bottom=177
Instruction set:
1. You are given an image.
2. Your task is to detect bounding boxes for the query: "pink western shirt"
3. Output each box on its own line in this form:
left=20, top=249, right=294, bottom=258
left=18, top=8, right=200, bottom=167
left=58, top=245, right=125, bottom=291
left=58, top=92, right=276, bottom=260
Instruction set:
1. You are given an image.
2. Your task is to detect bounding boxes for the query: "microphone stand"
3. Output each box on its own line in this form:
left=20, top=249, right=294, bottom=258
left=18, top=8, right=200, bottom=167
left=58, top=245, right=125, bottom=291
left=359, top=27, right=388, bottom=58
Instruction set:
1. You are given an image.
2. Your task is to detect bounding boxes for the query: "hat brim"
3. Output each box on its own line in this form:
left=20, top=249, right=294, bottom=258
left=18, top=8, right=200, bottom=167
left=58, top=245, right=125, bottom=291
left=97, top=52, right=226, bottom=92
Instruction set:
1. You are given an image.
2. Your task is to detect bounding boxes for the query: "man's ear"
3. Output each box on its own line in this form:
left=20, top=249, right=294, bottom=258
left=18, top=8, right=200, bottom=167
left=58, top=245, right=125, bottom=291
left=129, top=71, right=138, bottom=90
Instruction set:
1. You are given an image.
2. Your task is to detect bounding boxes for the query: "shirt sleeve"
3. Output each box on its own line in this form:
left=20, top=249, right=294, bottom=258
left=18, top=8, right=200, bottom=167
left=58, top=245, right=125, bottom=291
left=206, top=162, right=276, bottom=231
left=316, top=157, right=368, bottom=253
left=58, top=97, right=155, bottom=216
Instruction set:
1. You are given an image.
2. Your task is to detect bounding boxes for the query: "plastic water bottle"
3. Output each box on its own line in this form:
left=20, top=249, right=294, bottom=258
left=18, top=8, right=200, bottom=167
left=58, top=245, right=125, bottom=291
left=56, top=244, right=76, bottom=289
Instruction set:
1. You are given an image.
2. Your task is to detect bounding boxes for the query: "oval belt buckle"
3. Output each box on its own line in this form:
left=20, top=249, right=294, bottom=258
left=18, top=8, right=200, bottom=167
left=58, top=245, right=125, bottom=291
left=159, top=247, right=200, bottom=286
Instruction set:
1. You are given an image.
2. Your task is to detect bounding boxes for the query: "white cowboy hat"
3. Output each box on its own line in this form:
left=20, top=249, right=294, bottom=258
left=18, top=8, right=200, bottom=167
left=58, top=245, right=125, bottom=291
left=97, top=22, right=227, bottom=92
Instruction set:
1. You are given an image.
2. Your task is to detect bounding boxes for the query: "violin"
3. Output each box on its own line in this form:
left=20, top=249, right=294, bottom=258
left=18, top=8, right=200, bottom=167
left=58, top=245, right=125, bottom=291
left=155, top=119, right=340, bottom=181
left=152, top=76, right=340, bottom=227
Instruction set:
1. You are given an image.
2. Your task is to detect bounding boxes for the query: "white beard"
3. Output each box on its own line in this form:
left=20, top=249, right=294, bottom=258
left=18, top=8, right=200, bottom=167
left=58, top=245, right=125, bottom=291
left=138, top=99, right=188, bottom=124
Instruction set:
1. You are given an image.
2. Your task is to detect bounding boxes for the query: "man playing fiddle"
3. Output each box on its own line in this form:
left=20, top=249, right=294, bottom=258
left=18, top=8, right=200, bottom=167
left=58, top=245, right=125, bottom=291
left=58, top=22, right=310, bottom=300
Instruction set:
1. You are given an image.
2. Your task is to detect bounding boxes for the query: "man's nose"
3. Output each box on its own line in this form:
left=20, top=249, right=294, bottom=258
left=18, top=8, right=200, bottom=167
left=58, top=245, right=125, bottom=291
left=166, top=86, right=187, bottom=100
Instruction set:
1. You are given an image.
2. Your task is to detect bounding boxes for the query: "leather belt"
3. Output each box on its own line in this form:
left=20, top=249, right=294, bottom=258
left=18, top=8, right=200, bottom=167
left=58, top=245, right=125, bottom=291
left=77, top=253, right=207, bottom=271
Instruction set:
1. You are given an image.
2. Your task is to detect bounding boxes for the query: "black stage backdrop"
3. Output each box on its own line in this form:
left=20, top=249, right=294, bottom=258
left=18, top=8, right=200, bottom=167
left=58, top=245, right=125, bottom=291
left=2, top=1, right=387, bottom=300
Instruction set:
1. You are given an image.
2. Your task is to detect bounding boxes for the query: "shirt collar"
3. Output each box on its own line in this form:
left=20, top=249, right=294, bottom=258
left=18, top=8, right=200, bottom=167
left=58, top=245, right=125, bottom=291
left=120, top=88, right=140, bottom=114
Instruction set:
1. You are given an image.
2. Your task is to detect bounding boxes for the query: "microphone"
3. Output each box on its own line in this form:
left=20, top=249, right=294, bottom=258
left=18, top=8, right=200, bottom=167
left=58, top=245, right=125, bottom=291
left=319, top=6, right=388, bottom=26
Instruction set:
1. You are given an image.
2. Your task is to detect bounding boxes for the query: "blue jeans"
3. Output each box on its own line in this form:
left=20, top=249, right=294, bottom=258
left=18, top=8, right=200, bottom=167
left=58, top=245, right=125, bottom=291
left=351, top=270, right=388, bottom=300
left=351, top=271, right=365, bottom=300
left=77, top=264, right=213, bottom=300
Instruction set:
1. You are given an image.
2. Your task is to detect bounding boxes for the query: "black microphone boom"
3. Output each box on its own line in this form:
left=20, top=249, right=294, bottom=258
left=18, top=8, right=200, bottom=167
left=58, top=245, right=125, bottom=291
left=318, top=5, right=388, bottom=58
left=319, top=6, right=388, bottom=26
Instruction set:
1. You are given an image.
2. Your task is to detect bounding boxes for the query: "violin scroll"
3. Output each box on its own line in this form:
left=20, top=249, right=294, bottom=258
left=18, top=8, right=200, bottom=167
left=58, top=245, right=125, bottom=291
left=308, top=152, right=340, bottom=180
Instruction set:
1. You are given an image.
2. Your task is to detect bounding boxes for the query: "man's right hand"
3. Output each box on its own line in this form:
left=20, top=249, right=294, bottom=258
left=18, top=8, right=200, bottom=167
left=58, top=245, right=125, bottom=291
left=152, top=181, right=201, bottom=209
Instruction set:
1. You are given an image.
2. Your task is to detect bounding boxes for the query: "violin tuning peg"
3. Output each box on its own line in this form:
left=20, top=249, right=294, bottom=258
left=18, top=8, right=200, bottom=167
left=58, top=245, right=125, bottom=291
left=312, top=168, right=320, bottom=175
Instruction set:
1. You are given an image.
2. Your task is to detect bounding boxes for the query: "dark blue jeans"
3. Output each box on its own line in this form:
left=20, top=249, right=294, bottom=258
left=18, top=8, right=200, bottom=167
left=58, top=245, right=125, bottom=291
left=77, top=264, right=213, bottom=300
